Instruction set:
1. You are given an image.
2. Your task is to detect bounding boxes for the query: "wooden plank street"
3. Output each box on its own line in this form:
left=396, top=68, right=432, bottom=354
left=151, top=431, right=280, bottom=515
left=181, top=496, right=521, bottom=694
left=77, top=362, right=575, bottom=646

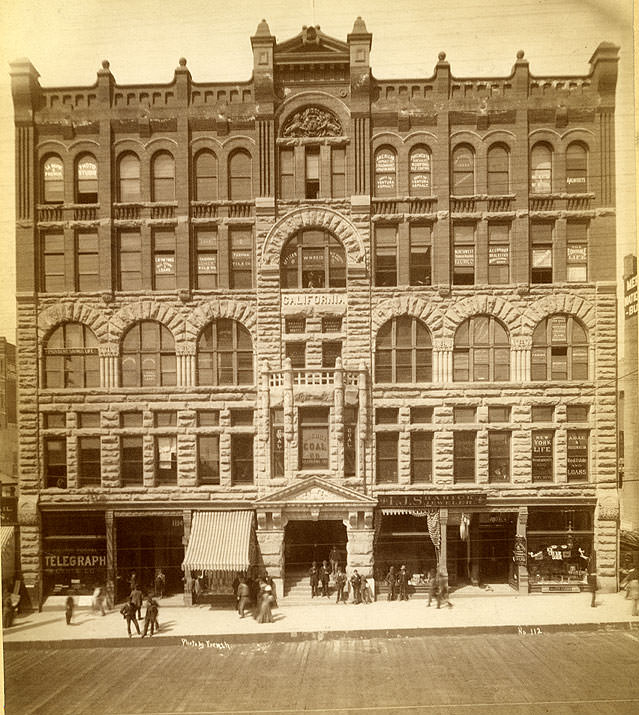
left=4, top=631, right=639, bottom=714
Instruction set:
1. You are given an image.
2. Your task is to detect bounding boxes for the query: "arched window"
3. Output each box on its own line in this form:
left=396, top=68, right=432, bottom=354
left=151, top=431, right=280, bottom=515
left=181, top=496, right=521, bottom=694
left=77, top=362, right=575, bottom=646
left=121, top=321, right=176, bottom=387
left=452, top=145, right=475, bottom=194
left=453, top=316, right=510, bottom=382
left=228, top=149, right=252, bottom=200
left=487, top=145, right=509, bottom=194
left=42, top=155, right=64, bottom=203
left=374, top=147, right=397, bottom=196
left=197, top=319, right=253, bottom=385
left=152, top=152, right=175, bottom=201
left=530, top=143, right=552, bottom=193
left=375, top=316, right=432, bottom=383
left=409, top=145, right=432, bottom=196
left=44, top=323, right=99, bottom=388
left=531, top=315, right=588, bottom=381
left=280, top=229, right=346, bottom=289
left=194, top=150, right=218, bottom=200
left=566, top=142, right=588, bottom=193
left=118, top=154, right=141, bottom=202
left=75, top=154, right=98, bottom=204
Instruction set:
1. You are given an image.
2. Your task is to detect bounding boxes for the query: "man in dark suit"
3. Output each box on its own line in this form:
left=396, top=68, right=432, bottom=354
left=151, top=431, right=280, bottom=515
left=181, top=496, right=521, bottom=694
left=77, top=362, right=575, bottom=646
left=309, top=561, right=320, bottom=598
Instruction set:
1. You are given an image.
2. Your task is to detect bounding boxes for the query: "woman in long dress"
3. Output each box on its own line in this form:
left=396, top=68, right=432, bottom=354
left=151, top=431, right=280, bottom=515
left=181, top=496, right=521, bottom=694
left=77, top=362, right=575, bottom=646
left=255, top=585, right=274, bottom=623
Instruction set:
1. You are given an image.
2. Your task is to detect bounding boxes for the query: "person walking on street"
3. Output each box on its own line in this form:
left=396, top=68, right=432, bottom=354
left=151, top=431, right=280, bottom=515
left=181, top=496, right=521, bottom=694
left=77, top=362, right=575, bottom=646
left=398, top=565, right=410, bottom=601
left=91, top=586, right=107, bottom=615
left=65, top=595, right=74, bottom=625
left=334, top=567, right=347, bottom=604
left=237, top=578, right=250, bottom=618
left=309, top=561, right=320, bottom=598
left=130, top=584, right=143, bottom=619
left=361, top=575, right=373, bottom=604
left=120, top=600, right=141, bottom=637
left=329, top=545, right=339, bottom=575
left=255, top=585, right=274, bottom=623
left=385, top=566, right=398, bottom=601
left=264, top=572, right=278, bottom=608
left=141, top=595, right=159, bottom=637
left=350, top=570, right=362, bottom=604
left=436, top=571, right=453, bottom=608
left=320, top=561, right=331, bottom=597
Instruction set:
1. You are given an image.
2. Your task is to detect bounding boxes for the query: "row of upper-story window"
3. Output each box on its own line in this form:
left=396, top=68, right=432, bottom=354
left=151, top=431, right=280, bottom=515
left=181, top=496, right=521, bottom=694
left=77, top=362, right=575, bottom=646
left=41, top=312, right=589, bottom=389
left=38, top=140, right=590, bottom=204
left=38, top=220, right=590, bottom=294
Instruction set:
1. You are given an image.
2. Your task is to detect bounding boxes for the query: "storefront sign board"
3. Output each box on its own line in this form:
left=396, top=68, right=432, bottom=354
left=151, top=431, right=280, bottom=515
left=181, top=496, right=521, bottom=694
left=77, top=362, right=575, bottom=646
left=378, top=493, right=487, bottom=508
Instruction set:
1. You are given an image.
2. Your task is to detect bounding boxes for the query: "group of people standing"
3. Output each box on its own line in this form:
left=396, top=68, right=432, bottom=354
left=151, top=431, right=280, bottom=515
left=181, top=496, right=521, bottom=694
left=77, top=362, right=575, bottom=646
left=119, top=573, right=161, bottom=637
left=385, top=566, right=453, bottom=608
left=233, top=572, right=278, bottom=623
left=309, top=560, right=373, bottom=604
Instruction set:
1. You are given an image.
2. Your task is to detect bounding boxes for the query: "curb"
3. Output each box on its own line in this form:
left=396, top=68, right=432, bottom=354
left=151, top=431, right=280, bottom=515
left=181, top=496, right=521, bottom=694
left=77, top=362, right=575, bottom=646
left=4, top=620, right=638, bottom=650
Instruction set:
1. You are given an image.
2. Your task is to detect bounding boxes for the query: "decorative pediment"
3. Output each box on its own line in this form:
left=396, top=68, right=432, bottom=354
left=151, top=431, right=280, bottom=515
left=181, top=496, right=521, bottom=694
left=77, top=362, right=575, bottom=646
left=254, top=476, right=377, bottom=508
left=281, top=106, right=342, bottom=138
left=275, top=25, right=349, bottom=61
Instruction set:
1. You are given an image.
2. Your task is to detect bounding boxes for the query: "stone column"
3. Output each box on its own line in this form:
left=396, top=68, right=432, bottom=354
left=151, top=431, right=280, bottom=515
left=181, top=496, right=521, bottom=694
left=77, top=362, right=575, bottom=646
left=439, top=508, right=449, bottom=576
left=344, top=510, right=375, bottom=591
left=258, top=361, right=271, bottom=482
left=512, top=337, right=532, bottom=382
left=256, top=510, right=287, bottom=600
left=105, top=510, right=116, bottom=608
left=176, top=344, right=195, bottom=387
left=334, top=358, right=344, bottom=473
left=17, top=494, right=41, bottom=611
left=357, top=361, right=368, bottom=487
left=283, top=358, right=295, bottom=479
left=182, top=509, right=192, bottom=605
left=516, top=506, right=529, bottom=595
left=99, top=345, right=119, bottom=388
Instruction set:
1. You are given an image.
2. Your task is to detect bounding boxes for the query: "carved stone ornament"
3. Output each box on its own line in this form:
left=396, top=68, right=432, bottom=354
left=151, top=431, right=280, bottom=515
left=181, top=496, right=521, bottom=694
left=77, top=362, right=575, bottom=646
left=18, top=495, right=39, bottom=526
left=281, top=106, right=342, bottom=138
left=597, top=497, right=619, bottom=522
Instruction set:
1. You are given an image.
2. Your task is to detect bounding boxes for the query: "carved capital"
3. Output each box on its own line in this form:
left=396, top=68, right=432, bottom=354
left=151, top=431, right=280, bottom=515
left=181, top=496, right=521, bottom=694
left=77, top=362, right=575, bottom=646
left=433, top=337, right=454, bottom=352
left=598, top=497, right=619, bottom=522
left=18, top=494, right=39, bottom=526
left=98, top=343, right=119, bottom=357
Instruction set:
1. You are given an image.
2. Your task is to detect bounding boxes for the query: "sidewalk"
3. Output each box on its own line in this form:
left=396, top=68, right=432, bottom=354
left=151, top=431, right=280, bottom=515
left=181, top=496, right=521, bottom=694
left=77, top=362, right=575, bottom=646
left=3, top=590, right=638, bottom=649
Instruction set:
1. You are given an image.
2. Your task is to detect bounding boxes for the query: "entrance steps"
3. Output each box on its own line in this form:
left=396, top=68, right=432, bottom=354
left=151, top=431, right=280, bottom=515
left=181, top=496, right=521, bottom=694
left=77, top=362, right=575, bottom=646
left=282, top=568, right=337, bottom=605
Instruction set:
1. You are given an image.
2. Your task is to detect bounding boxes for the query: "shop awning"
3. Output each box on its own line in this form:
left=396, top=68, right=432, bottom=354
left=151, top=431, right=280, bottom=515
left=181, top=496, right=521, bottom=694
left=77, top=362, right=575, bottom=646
left=182, top=511, right=254, bottom=572
left=1, top=526, right=15, bottom=581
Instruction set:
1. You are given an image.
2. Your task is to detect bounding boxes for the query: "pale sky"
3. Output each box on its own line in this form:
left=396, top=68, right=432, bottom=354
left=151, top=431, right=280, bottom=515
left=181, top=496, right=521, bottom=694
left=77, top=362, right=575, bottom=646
left=0, top=0, right=635, bottom=343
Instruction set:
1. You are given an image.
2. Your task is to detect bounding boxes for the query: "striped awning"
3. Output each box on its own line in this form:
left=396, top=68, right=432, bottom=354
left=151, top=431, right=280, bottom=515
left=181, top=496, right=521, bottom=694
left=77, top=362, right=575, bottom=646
left=182, top=511, right=254, bottom=572
left=1, top=526, right=15, bottom=580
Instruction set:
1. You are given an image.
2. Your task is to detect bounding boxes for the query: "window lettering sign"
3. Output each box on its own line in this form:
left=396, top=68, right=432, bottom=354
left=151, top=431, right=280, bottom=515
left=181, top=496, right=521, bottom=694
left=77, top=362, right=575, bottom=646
left=410, top=174, right=431, bottom=190
left=532, top=431, right=553, bottom=475
left=77, top=160, right=97, bottom=179
left=567, top=430, right=588, bottom=480
left=454, top=247, right=475, bottom=266
left=410, top=152, right=431, bottom=172
left=532, top=249, right=552, bottom=268
left=231, top=251, right=251, bottom=269
left=197, top=255, right=217, bottom=274
left=155, top=255, right=175, bottom=274
left=376, top=152, right=396, bottom=173
left=567, top=245, right=587, bottom=262
left=531, top=176, right=551, bottom=193
left=44, top=160, right=63, bottom=179
left=301, top=427, right=329, bottom=468
left=566, top=177, right=586, bottom=186
left=376, top=175, right=395, bottom=190
left=551, top=317, right=567, bottom=343
left=624, top=272, right=637, bottom=320
left=489, top=246, right=509, bottom=265
left=1, top=497, right=17, bottom=525
left=44, top=551, right=107, bottom=570
left=513, top=536, right=528, bottom=565
left=454, top=154, right=473, bottom=170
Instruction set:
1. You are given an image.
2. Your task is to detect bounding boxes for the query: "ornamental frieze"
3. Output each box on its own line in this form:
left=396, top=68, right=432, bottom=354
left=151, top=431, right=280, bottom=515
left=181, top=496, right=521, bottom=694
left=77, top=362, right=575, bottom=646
left=281, top=106, right=342, bottom=138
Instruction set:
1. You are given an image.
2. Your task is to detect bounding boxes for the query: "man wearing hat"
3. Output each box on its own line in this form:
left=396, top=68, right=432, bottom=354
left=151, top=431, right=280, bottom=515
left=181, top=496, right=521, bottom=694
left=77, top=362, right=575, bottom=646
left=397, top=565, right=410, bottom=601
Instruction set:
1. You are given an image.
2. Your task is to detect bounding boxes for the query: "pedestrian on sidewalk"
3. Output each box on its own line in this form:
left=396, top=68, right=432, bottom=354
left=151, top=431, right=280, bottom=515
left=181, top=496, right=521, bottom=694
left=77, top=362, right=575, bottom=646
left=192, top=573, right=202, bottom=604
left=426, top=569, right=437, bottom=607
left=130, top=584, right=143, bottom=619
left=334, top=567, right=347, bottom=604
left=91, top=585, right=107, bottom=616
left=65, top=595, right=74, bottom=625
left=385, top=566, right=398, bottom=601
left=587, top=551, right=597, bottom=608
left=141, top=595, right=159, bottom=637
left=237, top=578, right=250, bottom=618
left=309, top=561, right=320, bottom=598
left=155, top=569, right=166, bottom=600
left=398, top=565, right=410, bottom=601
left=264, top=572, right=278, bottom=608
left=436, top=571, right=453, bottom=609
left=329, top=545, right=339, bottom=575
left=320, top=561, right=331, bottom=597
left=361, top=575, right=373, bottom=604
left=627, top=570, right=639, bottom=617
left=120, top=600, right=141, bottom=637
left=2, top=594, right=15, bottom=628
left=350, top=570, right=362, bottom=604
left=255, top=585, right=274, bottom=623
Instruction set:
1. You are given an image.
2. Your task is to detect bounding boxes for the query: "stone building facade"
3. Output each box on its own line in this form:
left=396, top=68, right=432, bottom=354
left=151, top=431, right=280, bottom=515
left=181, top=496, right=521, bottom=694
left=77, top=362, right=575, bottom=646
left=11, top=19, right=619, bottom=608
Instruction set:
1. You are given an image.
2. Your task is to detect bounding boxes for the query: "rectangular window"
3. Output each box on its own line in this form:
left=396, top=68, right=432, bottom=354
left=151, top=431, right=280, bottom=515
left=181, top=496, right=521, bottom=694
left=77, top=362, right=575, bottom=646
left=119, top=231, right=142, bottom=290
left=156, top=436, right=177, bottom=485
left=285, top=342, right=306, bottom=369
left=566, top=221, right=588, bottom=282
left=305, top=146, right=320, bottom=199
left=77, top=232, right=99, bottom=291
left=299, top=407, right=329, bottom=470
left=198, top=410, right=220, bottom=426
left=321, top=317, right=342, bottom=333
left=79, top=412, right=100, bottom=428
left=121, top=411, right=143, bottom=428
left=42, top=232, right=66, bottom=292
left=411, top=432, right=433, bottom=483
left=45, top=437, right=67, bottom=488
left=195, top=229, right=218, bottom=289
left=77, top=437, right=101, bottom=486
left=155, top=412, right=177, bottom=427
left=231, top=434, right=254, bottom=484
left=121, top=436, right=143, bottom=486
left=344, top=407, right=357, bottom=477
left=488, top=223, right=510, bottom=285
left=322, top=342, right=342, bottom=368
left=454, top=406, right=476, bottom=423
left=44, top=413, right=66, bottom=429
left=229, top=228, right=253, bottom=289
left=566, top=405, right=589, bottom=422
left=153, top=229, right=176, bottom=290
left=411, top=406, right=433, bottom=423
left=285, top=317, right=306, bottom=334
left=567, top=429, right=588, bottom=482
left=331, top=147, right=346, bottom=198
left=230, top=409, right=254, bottom=426
left=488, top=406, right=511, bottom=423
left=198, top=435, right=220, bottom=484
left=488, top=432, right=510, bottom=482
left=453, top=224, right=475, bottom=285
left=409, top=224, right=432, bottom=286
left=271, top=408, right=284, bottom=478
left=454, top=432, right=476, bottom=482
left=531, top=222, right=553, bottom=284
left=375, top=225, right=398, bottom=286
left=531, top=430, right=554, bottom=481
left=376, top=432, right=398, bottom=483
left=532, top=405, right=554, bottom=422
left=376, top=408, right=399, bottom=424
left=279, top=148, right=295, bottom=200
